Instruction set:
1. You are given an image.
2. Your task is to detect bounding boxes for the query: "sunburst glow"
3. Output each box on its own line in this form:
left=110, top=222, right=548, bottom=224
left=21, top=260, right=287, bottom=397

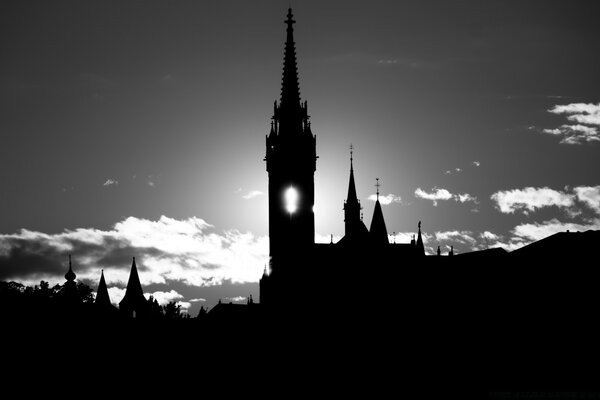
left=285, top=186, right=299, bottom=214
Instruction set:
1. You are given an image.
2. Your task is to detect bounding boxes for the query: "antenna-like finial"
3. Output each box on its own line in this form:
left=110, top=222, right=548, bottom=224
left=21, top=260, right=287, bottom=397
left=418, top=220, right=422, bottom=230
left=349, top=143, right=354, bottom=164
left=375, top=178, right=380, bottom=200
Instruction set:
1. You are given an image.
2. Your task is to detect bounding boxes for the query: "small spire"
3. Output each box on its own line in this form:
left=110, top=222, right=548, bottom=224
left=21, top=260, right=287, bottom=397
left=375, top=178, right=380, bottom=201
left=65, top=254, right=76, bottom=282
left=330, top=234, right=333, bottom=244
left=349, top=143, right=354, bottom=165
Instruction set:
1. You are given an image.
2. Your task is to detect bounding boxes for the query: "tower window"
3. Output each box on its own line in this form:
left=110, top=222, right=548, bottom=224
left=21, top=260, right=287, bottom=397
left=285, top=186, right=298, bottom=214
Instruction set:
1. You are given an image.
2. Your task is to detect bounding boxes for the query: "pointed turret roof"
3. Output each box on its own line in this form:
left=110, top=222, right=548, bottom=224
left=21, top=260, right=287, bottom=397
left=416, top=221, right=425, bottom=256
left=370, top=199, right=389, bottom=245
left=119, top=257, right=147, bottom=310
left=347, top=151, right=358, bottom=204
left=94, top=269, right=112, bottom=307
left=369, top=178, right=389, bottom=244
left=280, top=8, right=301, bottom=111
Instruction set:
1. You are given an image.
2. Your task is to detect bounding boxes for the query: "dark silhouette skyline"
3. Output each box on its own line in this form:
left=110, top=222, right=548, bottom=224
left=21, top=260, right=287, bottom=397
left=1, top=8, right=600, bottom=394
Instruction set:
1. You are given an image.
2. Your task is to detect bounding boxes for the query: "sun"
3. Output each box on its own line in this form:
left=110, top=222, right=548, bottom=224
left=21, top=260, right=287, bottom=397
left=285, top=186, right=298, bottom=214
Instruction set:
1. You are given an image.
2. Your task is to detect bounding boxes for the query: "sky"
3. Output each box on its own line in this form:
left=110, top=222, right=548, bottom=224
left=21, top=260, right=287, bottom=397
left=1, top=0, right=599, bottom=316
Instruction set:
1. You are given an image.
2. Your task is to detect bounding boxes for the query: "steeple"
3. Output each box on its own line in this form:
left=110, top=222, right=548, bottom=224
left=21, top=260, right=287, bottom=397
left=65, top=254, right=76, bottom=282
left=347, top=144, right=358, bottom=202
left=369, top=178, right=389, bottom=245
left=416, top=221, right=425, bottom=256
left=119, top=257, right=148, bottom=317
left=94, top=269, right=112, bottom=307
left=280, top=8, right=301, bottom=111
left=342, top=145, right=368, bottom=242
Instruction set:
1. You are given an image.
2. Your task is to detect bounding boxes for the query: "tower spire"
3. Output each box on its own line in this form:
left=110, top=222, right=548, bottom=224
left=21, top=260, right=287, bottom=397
left=347, top=144, right=358, bottom=202
left=416, top=221, right=425, bottom=256
left=370, top=178, right=389, bottom=245
left=280, top=8, right=301, bottom=111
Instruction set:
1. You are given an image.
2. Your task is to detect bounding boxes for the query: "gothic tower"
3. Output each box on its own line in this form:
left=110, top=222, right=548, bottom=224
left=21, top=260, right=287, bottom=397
left=265, top=8, right=317, bottom=270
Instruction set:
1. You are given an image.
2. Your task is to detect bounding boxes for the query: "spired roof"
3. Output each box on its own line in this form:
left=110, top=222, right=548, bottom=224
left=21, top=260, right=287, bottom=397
left=347, top=156, right=358, bottom=204
left=119, top=257, right=147, bottom=308
left=370, top=199, right=389, bottom=245
left=94, top=270, right=112, bottom=307
left=280, top=8, right=301, bottom=112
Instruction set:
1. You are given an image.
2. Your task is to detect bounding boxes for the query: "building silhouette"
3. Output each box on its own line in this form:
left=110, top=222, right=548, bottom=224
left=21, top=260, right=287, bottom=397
left=259, top=9, right=431, bottom=314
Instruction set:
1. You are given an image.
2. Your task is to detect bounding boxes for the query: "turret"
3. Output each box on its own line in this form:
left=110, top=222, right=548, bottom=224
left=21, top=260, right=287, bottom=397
left=369, top=178, right=389, bottom=245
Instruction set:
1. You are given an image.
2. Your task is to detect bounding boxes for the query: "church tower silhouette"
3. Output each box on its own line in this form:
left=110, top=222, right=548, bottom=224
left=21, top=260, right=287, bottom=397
left=265, top=8, right=317, bottom=271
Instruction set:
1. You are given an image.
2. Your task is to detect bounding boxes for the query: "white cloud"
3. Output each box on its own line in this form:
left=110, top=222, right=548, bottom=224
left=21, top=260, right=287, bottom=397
left=146, top=290, right=183, bottom=305
left=549, top=103, right=600, bottom=125
left=224, top=296, right=246, bottom=303
left=103, top=179, right=118, bottom=187
left=574, top=185, right=600, bottom=214
left=434, top=230, right=477, bottom=246
left=473, top=161, right=481, bottom=167
left=414, top=187, right=453, bottom=206
left=367, top=193, right=402, bottom=205
left=480, top=231, right=500, bottom=241
left=544, top=103, right=600, bottom=144
left=0, top=215, right=268, bottom=288
left=107, top=287, right=127, bottom=306
left=415, top=187, right=477, bottom=206
left=491, top=187, right=575, bottom=214
left=242, top=190, right=264, bottom=200
left=189, top=298, right=206, bottom=303
left=512, top=218, right=600, bottom=242
left=456, top=193, right=477, bottom=203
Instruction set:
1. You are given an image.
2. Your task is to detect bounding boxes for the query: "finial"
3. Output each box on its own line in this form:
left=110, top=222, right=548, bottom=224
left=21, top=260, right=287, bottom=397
left=418, top=220, right=422, bottom=230
left=285, top=7, right=295, bottom=27
left=375, top=178, right=380, bottom=200
left=330, top=234, right=333, bottom=244
left=393, top=232, right=396, bottom=244
left=349, top=143, right=354, bottom=164
left=69, top=254, right=72, bottom=266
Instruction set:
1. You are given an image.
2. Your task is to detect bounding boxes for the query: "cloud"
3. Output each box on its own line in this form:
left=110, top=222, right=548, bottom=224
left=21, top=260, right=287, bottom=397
left=224, top=296, right=246, bottom=303
left=107, top=287, right=126, bottom=306
left=549, top=103, right=600, bottom=125
left=414, top=188, right=453, bottom=206
left=146, top=289, right=183, bottom=305
left=189, top=298, right=206, bottom=303
left=103, top=179, right=118, bottom=187
left=415, top=187, right=477, bottom=206
left=367, top=193, right=402, bottom=205
left=574, top=185, right=600, bottom=214
left=456, top=193, right=477, bottom=203
left=480, top=231, right=500, bottom=241
left=512, top=218, right=600, bottom=242
left=491, top=186, right=600, bottom=216
left=491, top=187, right=575, bottom=214
left=0, top=215, right=268, bottom=288
left=242, top=190, right=264, bottom=200
left=543, top=103, right=600, bottom=144
left=473, top=161, right=481, bottom=167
